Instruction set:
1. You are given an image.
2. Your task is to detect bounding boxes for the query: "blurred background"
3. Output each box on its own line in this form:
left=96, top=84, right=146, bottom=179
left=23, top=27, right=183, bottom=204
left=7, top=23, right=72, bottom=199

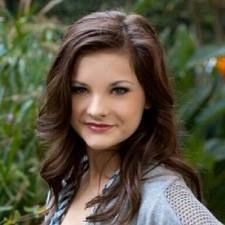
left=0, top=0, right=225, bottom=224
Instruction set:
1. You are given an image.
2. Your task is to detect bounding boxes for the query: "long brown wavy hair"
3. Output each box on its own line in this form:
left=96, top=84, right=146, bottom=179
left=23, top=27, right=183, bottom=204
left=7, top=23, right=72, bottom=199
left=37, top=10, right=202, bottom=225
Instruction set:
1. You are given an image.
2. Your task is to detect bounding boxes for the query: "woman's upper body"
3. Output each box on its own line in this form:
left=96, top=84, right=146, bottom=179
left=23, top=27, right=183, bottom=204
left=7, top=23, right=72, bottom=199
left=38, top=10, right=223, bottom=225
left=45, top=163, right=223, bottom=225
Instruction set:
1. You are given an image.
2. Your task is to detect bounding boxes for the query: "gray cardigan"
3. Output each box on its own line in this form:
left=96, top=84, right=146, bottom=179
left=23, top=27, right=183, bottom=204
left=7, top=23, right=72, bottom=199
left=46, top=164, right=223, bottom=225
left=128, top=165, right=223, bottom=225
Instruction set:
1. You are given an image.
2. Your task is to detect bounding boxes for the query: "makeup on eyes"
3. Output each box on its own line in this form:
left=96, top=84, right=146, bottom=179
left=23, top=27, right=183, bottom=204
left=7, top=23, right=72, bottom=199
left=71, top=80, right=132, bottom=95
left=71, top=85, right=130, bottom=95
left=71, top=86, right=88, bottom=94
left=111, top=87, right=130, bottom=95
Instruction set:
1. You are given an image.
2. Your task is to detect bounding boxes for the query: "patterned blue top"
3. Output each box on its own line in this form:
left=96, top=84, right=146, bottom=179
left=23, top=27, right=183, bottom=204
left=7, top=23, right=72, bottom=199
left=46, top=170, right=120, bottom=225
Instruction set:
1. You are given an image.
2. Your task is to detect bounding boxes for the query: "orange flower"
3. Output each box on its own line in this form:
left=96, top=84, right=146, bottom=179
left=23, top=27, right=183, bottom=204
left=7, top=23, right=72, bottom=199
left=216, top=56, right=225, bottom=78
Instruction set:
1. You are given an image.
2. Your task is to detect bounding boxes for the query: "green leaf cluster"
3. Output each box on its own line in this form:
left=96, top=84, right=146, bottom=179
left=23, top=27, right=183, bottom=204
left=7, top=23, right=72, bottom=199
left=160, top=15, right=225, bottom=222
left=0, top=4, right=64, bottom=224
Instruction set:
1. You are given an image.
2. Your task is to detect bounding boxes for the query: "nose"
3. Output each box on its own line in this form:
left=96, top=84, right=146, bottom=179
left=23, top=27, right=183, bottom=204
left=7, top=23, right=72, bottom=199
left=87, top=95, right=108, bottom=118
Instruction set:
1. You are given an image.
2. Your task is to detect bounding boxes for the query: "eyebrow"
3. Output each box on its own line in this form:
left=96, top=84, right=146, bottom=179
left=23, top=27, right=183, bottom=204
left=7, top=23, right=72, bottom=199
left=71, top=80, right=135, bottom=86
left=71, top=81, right=87, bottom=86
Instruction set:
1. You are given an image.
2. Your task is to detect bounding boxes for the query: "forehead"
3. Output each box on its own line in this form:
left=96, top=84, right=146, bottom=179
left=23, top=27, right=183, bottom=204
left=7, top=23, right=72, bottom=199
left=72, top=50, right=138, bottom=83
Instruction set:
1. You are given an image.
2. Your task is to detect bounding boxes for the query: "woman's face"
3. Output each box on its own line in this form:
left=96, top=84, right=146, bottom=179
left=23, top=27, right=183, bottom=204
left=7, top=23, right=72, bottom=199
left=71, top=50, right=148, bottom=151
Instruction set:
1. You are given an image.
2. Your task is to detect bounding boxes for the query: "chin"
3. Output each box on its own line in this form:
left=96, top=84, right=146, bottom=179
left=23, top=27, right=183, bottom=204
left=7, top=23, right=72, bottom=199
left=83, top=134, right=128, bottom=151
left=85, top=140, right=120, bottom=152
left=87, top=145, right=115, bottom=151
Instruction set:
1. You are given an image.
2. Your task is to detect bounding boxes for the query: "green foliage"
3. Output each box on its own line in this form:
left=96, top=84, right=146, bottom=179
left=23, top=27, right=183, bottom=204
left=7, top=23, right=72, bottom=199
left=0, top=5, right=64, bottom=224
left=163, top=20, right=225, bottom=221
left=9, top=0, right=136, bottom=24
left=135, top=0, right=225, bottom=44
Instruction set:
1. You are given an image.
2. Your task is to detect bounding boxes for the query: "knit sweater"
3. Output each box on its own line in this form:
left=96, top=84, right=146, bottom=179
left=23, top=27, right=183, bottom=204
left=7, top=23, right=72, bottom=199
left=45, top=164, right=223, bottom=225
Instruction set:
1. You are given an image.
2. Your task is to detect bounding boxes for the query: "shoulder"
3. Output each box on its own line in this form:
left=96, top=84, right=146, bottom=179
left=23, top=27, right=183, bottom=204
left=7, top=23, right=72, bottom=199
left=140, top=163, right=184, bottom=202
left=135, top=164, right=223, bottom=225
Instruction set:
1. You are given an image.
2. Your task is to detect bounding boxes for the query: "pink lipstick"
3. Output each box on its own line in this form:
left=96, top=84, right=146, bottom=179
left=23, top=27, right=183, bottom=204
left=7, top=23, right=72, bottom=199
left=85, top=122, right=114, bottom=133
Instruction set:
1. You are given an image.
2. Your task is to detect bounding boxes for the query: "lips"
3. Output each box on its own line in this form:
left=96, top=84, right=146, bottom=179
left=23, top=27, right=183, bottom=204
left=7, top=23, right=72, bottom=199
left=85, top=122, right=114, bottom=133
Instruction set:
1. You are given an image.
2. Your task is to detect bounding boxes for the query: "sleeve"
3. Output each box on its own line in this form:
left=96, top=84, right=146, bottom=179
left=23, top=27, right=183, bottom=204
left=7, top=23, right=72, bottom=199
left=164, top=180, right=224, bottom=225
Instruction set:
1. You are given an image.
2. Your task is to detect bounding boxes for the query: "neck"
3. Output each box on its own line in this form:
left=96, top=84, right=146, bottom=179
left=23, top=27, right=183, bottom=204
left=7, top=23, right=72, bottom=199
left=85, top=148, right=120, bottom=189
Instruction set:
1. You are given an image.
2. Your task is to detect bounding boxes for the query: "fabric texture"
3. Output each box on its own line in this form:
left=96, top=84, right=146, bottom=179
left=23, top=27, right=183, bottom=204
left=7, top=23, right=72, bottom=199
left=45, top=164, right=223, bottom=225
left=164, top=180, right=223, bottom=225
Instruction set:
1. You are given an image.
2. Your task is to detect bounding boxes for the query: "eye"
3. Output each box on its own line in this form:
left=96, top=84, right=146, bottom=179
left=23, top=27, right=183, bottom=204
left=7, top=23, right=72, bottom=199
left=71, top=86, right=88, bottom=95
left=111, top=87, right=129, bottom=95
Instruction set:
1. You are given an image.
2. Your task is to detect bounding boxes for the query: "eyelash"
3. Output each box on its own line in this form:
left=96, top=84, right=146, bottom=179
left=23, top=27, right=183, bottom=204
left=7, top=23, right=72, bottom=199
left=111, top=87, right=129, bottom=95
left=71, top=86, right=87, bottom=95
left=71, top=86, right=129, bottom=95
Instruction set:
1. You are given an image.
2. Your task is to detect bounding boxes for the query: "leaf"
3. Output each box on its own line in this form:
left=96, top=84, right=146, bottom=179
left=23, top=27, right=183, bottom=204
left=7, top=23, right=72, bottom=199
left=0, top=87, right=5, bottom=106
left=205, top=139, right=225, bottom=161
left=196, top=98, right=225, bottom=126
left=183, top=131, right=215, bottom=170
left=0, top=43, right=6, bottom=57
left=38, top=0, right=63, bottom=16
left=16, top=99, right=33, bottom=124
left=168, top=25, right=195, bottom=77
left=0, top=206, right=13, bottom=213
left=187, top=45, right=225, bottom=68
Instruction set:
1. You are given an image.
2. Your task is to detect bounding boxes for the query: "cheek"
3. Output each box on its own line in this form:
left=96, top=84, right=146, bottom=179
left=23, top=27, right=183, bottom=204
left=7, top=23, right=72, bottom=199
left=71, top=98, right=83, bottom=125
left=117, top=95, right=145, bottom=126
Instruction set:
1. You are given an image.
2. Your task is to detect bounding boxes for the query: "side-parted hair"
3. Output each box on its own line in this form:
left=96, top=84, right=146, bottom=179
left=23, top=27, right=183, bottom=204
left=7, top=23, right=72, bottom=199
left=37, top=10, right=201, bottom=225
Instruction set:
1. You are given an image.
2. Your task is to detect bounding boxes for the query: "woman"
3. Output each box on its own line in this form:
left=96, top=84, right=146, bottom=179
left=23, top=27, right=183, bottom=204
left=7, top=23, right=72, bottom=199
left=37, top=10, right=223, bottom=225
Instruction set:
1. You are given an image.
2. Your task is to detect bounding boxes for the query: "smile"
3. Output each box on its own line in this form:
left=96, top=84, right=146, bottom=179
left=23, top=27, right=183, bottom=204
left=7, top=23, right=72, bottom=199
left=85, top=122, right=114, bottom=133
